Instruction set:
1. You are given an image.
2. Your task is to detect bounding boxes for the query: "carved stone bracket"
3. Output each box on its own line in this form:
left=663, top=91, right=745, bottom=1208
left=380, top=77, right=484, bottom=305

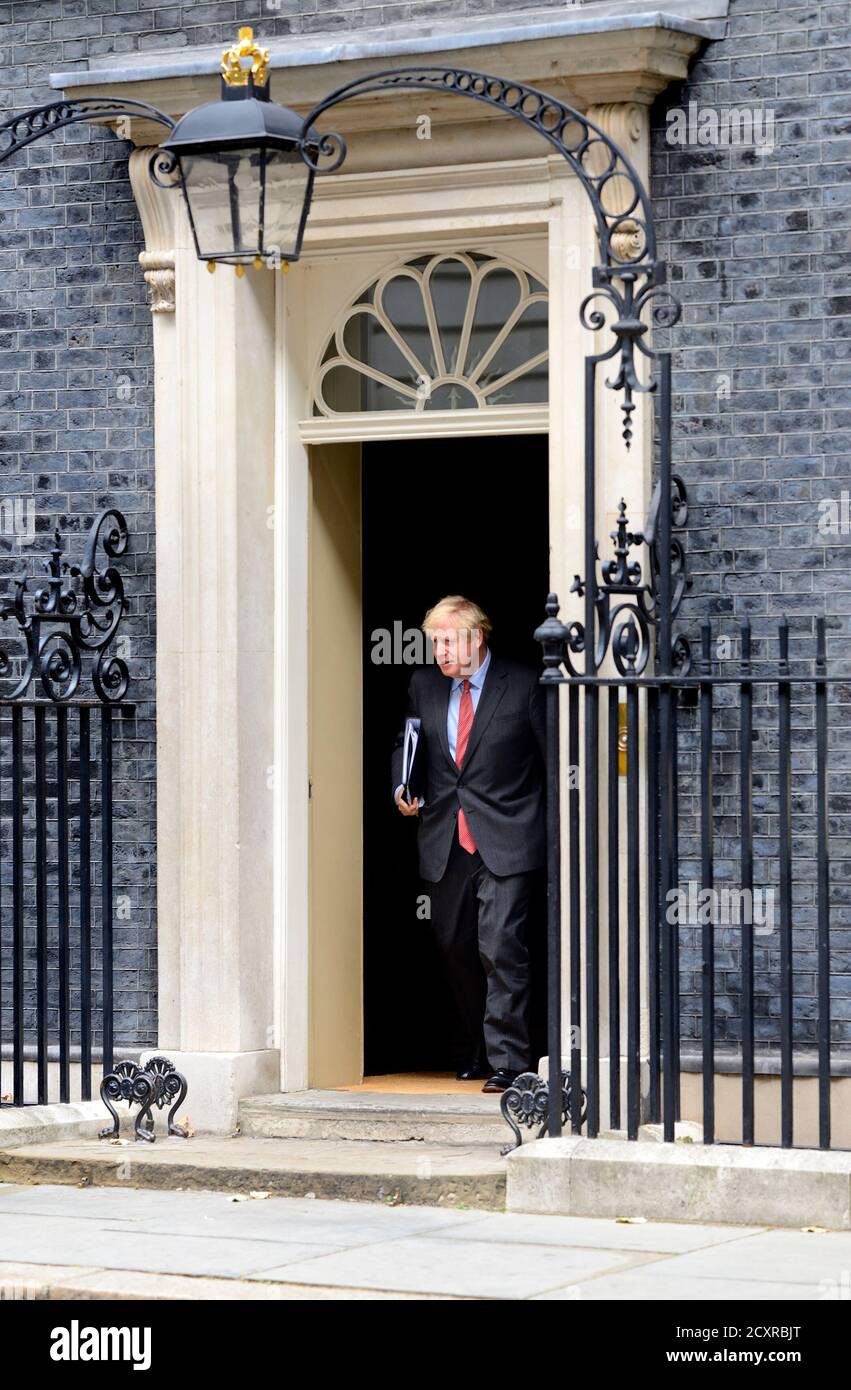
left=585, top=103, right=648, bottom=265
left=139, top=249, right=176, bottom=314
left=129, top=146, right=177, bottom=316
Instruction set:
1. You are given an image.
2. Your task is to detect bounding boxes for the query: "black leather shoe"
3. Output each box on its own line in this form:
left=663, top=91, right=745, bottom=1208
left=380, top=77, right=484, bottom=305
left=481, top=1069, right=517, bottom=1093
left=455, top=1056, right=490, bottom=1080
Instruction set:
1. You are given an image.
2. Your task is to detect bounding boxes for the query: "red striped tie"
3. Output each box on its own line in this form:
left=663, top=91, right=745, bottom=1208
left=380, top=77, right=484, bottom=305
left=455, top=678, right=477, bottom=853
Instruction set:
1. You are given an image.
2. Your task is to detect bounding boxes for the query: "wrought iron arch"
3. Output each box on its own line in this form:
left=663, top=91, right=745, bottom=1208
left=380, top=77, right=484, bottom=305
left=300, top=68, right=658, bottom=280
left=298, top=65, right=688, bottom=681
left=296, top=65, right=691, bottom=1150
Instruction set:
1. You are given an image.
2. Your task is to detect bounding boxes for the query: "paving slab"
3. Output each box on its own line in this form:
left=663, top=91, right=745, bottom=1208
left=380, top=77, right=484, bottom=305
left=0, top=1181, right=492, bottom=1245
left=54, top=1271, right=446, bottom=1300
left=532, top=1273, right=824, bottom=1301
left=617, top=1227, right=851, bottom=1287
left=413, top=1210, right=770, bottom=1253
left=0, top=1262, right=442, bottom=1301
left=0, top=1211, right=345, bottom=1279
left=243, top=1235, right=660, bottom=1299
left=1, top=1184, right=851, bottom=1301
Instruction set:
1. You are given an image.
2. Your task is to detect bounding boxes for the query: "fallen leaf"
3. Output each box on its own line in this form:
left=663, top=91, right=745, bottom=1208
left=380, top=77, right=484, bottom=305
left=615, top=1216, right=647, bottom=1224
left=802, top=1225, right=828, bottom=1234
left=249, top=1191, right=270, bottom=1200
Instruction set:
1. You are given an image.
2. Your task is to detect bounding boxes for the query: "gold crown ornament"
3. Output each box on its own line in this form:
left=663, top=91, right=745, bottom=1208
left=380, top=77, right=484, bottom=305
left=220, top=26, right=270, bottom=88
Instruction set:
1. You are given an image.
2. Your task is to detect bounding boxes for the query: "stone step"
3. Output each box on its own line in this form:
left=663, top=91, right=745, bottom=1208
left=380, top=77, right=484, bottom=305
left=0, top=1134, right=506, bottom=1210
left=238, top=1089, right=515, bottom=1147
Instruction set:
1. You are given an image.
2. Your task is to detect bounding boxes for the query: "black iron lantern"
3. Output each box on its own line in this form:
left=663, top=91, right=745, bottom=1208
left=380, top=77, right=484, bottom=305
left=160, top=28, right=320, bottom=270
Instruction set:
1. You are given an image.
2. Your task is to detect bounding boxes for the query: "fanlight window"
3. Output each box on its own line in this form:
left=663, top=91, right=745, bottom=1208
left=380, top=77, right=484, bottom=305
left=312, top=251, right=548, bottom=415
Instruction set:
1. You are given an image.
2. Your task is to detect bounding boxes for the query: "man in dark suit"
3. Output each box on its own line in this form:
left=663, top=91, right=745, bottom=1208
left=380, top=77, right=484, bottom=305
left=392, top=595, right=546, bottom=1093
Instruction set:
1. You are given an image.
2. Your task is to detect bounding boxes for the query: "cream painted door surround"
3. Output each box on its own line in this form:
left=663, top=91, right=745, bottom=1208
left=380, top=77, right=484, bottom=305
left=106, top=29, right=692, bottom=1127
left=274, top=153, right=654, bottom=1094
left=277, top=170, right=572, bottom=1092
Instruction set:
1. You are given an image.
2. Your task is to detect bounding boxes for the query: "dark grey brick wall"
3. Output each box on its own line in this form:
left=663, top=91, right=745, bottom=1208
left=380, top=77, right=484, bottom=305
left=650, top=0, right=851, bottom=1048
left=1, top=0, right=848, bottom=1058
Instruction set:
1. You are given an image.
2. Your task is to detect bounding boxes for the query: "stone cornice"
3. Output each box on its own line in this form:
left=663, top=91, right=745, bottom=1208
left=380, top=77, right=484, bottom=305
left=51, top=11, right=712, bottom=148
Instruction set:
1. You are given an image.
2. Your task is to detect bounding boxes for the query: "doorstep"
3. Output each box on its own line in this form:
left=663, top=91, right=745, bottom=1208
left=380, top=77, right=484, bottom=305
left=0, top=1134, right=507, bottom=1210
left=237, top=1088, right=512, bottom=1146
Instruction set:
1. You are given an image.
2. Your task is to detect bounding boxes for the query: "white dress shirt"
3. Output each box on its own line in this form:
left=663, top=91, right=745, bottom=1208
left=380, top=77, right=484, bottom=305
left=447, top=645, right=491, bottom=760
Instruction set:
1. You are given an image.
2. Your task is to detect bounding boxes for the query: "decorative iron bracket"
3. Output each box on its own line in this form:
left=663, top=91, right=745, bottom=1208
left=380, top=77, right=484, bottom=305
left=0, top=97, right=174, bottom=162
left=99, top=1056, right=189, bottom=1143
left=0, top=509, right=130, bottom=703
left=536, top=475, right=691, bottom=680
left=500, top=1070, right=588, bottom=1156
left=0, top=98, right=181, bottom=205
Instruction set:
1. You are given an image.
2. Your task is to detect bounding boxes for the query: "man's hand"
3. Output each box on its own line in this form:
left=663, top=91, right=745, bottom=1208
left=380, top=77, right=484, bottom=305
left=395, top=788, right=420, bottom=817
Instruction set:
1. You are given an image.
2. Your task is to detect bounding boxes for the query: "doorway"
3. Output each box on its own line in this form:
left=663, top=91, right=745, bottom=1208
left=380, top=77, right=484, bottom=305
left=362, top=434, right=550, bottom=1077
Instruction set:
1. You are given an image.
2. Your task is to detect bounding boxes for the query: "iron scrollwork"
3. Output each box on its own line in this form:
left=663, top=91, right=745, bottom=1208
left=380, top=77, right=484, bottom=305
left=0, top=97, right=178, bottom=209
left=500, top=1070, right=588, bottom=1156
left=296, top=64, right=690, bottom=686
left=0, top=509, right=131, bottom=703
left=536, top=476, right=691, bottom=680
left=644, top=473, right=692, bottom=676
left=298, top=66, right=680, bottom=470
left=581, top=274, right=682, bottom=450
left=0, top=96, right=175, bottom=162
left=99, top=1056, right=189, bottom=1143
left=298, top=66, right=658, bottom=283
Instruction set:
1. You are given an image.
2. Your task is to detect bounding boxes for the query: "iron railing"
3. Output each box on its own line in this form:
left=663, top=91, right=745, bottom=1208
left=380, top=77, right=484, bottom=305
left=520, top=610, right=844, bottom=1153
left=0, top=511, right=131, bottom=1108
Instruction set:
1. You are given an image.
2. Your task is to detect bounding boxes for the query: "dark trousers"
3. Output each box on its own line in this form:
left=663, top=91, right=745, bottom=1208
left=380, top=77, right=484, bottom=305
left=427, top=835, right=535, bottom=1074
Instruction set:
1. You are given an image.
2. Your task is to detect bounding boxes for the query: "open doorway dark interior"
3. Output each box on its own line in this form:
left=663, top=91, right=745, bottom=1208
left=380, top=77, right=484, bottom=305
left=362, top=434, right=550, bottom=1076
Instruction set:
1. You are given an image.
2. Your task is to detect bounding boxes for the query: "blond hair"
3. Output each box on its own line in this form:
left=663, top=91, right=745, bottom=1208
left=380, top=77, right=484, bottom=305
left=421, top=595, right=493, bottom=638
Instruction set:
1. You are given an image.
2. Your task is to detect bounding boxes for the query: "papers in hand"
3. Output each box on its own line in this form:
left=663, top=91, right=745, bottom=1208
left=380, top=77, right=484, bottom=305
left=401, top=716, right=423, bottom=801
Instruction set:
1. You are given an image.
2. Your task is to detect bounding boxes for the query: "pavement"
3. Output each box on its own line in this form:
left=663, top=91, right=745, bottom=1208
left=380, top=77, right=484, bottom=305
left=0, top=1181, right=850, bottom=1301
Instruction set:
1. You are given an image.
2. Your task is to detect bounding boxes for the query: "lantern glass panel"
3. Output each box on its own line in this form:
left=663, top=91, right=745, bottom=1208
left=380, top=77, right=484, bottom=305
left=260, top=150, right=312, bottom=261
left=180, top=150, right=262, bottom=259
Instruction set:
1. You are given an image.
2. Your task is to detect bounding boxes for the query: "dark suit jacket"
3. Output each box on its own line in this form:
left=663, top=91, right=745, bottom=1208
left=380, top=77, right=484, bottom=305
left=391, top=652, right=547, bottom=882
